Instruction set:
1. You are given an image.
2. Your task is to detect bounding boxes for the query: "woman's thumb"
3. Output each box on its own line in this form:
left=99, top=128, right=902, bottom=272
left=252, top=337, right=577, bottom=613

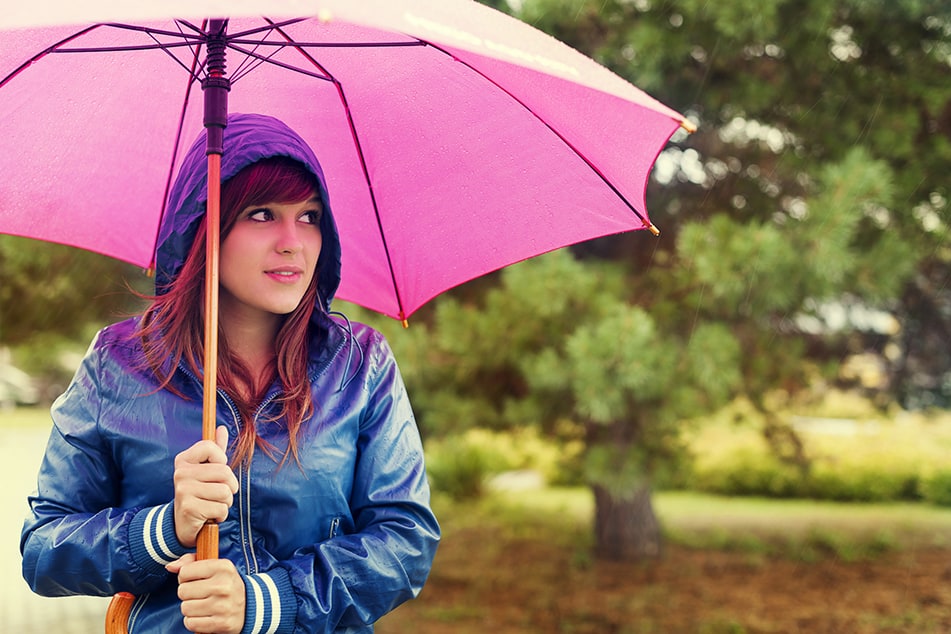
left=215, top=425, right=229, bottom=452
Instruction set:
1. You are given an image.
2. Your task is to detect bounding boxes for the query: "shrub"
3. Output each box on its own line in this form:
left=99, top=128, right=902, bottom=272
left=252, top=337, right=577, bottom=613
left=424, top=435, right=492, bottom=500
left=918, top=469, right=951, bottom=507
left=424, top=427, right=571, bottom=500
left=690, top=448, right=804, bottom=498
left=805, top=461, right=919, bottom=503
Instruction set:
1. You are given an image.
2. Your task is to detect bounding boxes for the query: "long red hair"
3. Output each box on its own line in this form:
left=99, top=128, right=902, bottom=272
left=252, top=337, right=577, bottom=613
left=138, top=157, right=321, bottom=467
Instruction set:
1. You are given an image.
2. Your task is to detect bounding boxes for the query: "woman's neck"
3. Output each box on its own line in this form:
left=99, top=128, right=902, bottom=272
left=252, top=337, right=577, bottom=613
left=219, top=310, right=282, bottom=386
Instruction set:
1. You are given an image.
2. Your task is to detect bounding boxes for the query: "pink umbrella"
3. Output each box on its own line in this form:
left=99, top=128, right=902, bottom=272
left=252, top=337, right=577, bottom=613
left=2, top=2, right=691, bottom=630
left=0, top=0, right=691, bottom=325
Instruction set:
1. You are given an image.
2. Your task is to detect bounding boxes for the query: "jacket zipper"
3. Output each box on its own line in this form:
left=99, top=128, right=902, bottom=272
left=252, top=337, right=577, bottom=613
left=178, top=365, right=258, bottom=574
left=237, top=390, right=283, bottom=576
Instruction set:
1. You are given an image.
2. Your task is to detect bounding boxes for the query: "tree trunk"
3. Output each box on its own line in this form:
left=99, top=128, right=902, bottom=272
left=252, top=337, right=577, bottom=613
left=592, top=482, right=662, bottom=561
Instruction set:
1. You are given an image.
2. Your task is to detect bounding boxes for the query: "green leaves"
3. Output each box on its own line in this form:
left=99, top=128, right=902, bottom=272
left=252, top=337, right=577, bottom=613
left=562, top=305, right=668, bottom=423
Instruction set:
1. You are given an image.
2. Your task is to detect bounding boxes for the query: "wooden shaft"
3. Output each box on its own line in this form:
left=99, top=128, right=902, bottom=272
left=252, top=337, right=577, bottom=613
left=197, top=151, right=222, bottom=560
left=203, top=152, right=221, bottom=444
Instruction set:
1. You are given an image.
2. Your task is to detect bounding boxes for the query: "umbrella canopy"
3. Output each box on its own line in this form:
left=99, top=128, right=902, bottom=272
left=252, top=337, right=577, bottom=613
left=0, top=0, right=691, bottom=323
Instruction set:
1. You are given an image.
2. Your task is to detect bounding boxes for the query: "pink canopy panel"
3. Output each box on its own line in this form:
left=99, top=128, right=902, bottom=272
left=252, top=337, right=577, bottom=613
left=0, top=0, right=690, bottom=320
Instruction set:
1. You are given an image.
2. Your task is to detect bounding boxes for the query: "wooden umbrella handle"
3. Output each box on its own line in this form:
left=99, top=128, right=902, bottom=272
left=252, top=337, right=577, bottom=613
left=103, top=513, right=217, bottom=632
left=104, top=592, right=134, bottom=634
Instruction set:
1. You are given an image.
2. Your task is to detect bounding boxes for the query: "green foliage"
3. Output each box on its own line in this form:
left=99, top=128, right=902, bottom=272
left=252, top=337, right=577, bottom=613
left=686, top=404, right=951, bottom=504
left=562, top=304, right=671, bottom=421
left=918, top=470, right=951, bottom=507
left=806, top=462, right=919, bottom=503
left=424, top=427, right=573, bottom=499
left=424, top=434, right=492, bottom=500
left=515, top=0, right=951, bottom=409
left=678, top=0, right=783, bottom=41
left=692, top=447, right=802, bottom=498
left=0, top=236, right=148, bottom=347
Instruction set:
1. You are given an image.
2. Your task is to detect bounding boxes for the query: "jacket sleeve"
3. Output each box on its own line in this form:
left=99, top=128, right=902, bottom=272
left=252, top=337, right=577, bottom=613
left=20, top=333, right=188, bottom=597
left=241, top=333, right=440, bottom=634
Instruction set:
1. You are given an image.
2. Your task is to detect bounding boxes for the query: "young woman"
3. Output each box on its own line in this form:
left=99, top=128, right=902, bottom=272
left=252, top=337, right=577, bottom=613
left=21, top=113, right=440, bottom=633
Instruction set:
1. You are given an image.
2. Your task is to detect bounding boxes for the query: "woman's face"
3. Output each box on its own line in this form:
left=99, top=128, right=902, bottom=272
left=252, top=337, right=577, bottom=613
left=218, top=194, right=323, bottom=328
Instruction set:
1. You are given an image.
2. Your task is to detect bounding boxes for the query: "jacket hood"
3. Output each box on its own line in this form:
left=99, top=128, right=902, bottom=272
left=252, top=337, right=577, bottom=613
left=154, top=113, right=342, bottom=313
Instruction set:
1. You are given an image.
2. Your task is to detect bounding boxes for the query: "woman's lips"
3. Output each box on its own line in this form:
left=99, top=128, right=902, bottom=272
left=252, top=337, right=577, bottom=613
left=265, top=267, right=304, bottom=283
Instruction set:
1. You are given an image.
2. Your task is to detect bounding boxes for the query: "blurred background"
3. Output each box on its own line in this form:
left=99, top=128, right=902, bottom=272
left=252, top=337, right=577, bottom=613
left=3, top=0, right=950, bottom=631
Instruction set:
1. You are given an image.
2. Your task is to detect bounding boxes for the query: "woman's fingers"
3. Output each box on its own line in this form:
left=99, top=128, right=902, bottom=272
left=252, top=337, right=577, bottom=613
left=171, top=557, right=246, bottom=634
left=172, top=429, right=239, bottom=547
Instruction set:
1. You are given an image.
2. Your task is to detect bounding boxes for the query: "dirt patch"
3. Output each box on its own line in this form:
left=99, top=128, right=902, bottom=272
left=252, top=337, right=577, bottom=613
left=379, top=535, right=951, bottom=633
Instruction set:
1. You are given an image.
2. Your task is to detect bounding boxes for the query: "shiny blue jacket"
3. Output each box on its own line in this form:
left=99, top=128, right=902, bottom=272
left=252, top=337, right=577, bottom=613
left=21, top=114, right=440, bottom=633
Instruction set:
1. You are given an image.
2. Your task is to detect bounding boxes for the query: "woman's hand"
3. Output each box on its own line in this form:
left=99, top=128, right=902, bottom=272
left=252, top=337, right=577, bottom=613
left=167, top=554, right=246, bottom=634
left=173, top=426, right=239, bottom=548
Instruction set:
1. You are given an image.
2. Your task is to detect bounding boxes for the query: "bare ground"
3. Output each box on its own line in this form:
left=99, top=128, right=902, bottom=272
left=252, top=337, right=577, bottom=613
left=379, top=517, right=951, bottom=633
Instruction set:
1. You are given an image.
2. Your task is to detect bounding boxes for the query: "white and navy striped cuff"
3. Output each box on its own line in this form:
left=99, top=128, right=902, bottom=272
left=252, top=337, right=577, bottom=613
left=129, top=502, right=189, bottom=574
left=242, top=568, right=297, bottom=634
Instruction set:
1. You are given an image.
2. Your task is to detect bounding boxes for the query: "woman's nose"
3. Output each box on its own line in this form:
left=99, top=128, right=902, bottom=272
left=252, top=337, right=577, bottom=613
left=276, top=222, right=303, bottom=254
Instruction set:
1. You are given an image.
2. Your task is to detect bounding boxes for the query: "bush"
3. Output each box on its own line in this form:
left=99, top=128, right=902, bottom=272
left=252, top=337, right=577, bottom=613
left=806, top=461, right=919, bottom=503
left=685, top=402, right=951, bottom=504
left=690, top=448, right=804, bottom=498
left=424, top=427, right=571, bottom=500
left=918, top=469, right=951, bottom=507
left=424, top=435, right=492, bottom=500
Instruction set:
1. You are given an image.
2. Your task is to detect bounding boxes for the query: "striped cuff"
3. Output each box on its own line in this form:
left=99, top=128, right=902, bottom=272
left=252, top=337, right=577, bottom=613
left=129, top=502, right=190, bottom=574
left=242, top=567, right=297, bottom=634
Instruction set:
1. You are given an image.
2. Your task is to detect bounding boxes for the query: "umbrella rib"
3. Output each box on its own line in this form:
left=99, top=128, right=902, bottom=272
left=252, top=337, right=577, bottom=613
left=225, top=43, right=334, bottom=82
left=224, top=18, right=424, bottom=48
left=51, top=42, right=198, bottom=53
left=263, top=18, right=410, bottom=322
left=0, top=24, right=102, bottom=87
left=227, top=43, right=268, bottom=82
left=49, top=23, right=204, bottom=81
left=227, top=39, right=289, bottom=84
left=96, top=22, right=208, bottom=42
left=222, top=17, right=311, bottom=40
left=144, top=25, right=204, bottom=81
left=226, top=39, right=426, bottom=49
left=152, top=37, right=206, bottom=272
left=421, top=41, right=657, bottom=229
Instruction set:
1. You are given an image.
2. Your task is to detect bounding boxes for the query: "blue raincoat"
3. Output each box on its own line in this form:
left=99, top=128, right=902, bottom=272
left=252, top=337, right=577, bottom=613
left=21, top=114, right=440, bottom=633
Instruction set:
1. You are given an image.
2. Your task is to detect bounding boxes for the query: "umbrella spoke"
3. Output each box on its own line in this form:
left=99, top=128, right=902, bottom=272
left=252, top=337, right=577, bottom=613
left=261, top=17, right=409, bottom=321
left=225, top=42, right=334, bottom=83
left=227, top=39, right=426, bottom=49
left=145, top=24, right=204, bottom=81
left=51, top=41, right=196, bottom=53
left=223, top=17, right=311, bottom=40
left=0, top=24, right=100, bottom=87
left=97, top=21, right=207, bottom=42
left=416, top=39, right=654, bottom=230
left=227, top=33, right=281, bottom=83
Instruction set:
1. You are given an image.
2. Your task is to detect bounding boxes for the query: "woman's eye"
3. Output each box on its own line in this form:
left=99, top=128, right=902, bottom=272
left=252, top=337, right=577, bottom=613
left=300, top=210, right=322, bottom=225
left=247, top=208, right=273, bottom=222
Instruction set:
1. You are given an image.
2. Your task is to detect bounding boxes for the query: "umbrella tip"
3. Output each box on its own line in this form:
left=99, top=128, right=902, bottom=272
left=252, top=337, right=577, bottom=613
left=680, top=118, right=698, bottom=134
left=646, top=223, right=661, bottom=237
